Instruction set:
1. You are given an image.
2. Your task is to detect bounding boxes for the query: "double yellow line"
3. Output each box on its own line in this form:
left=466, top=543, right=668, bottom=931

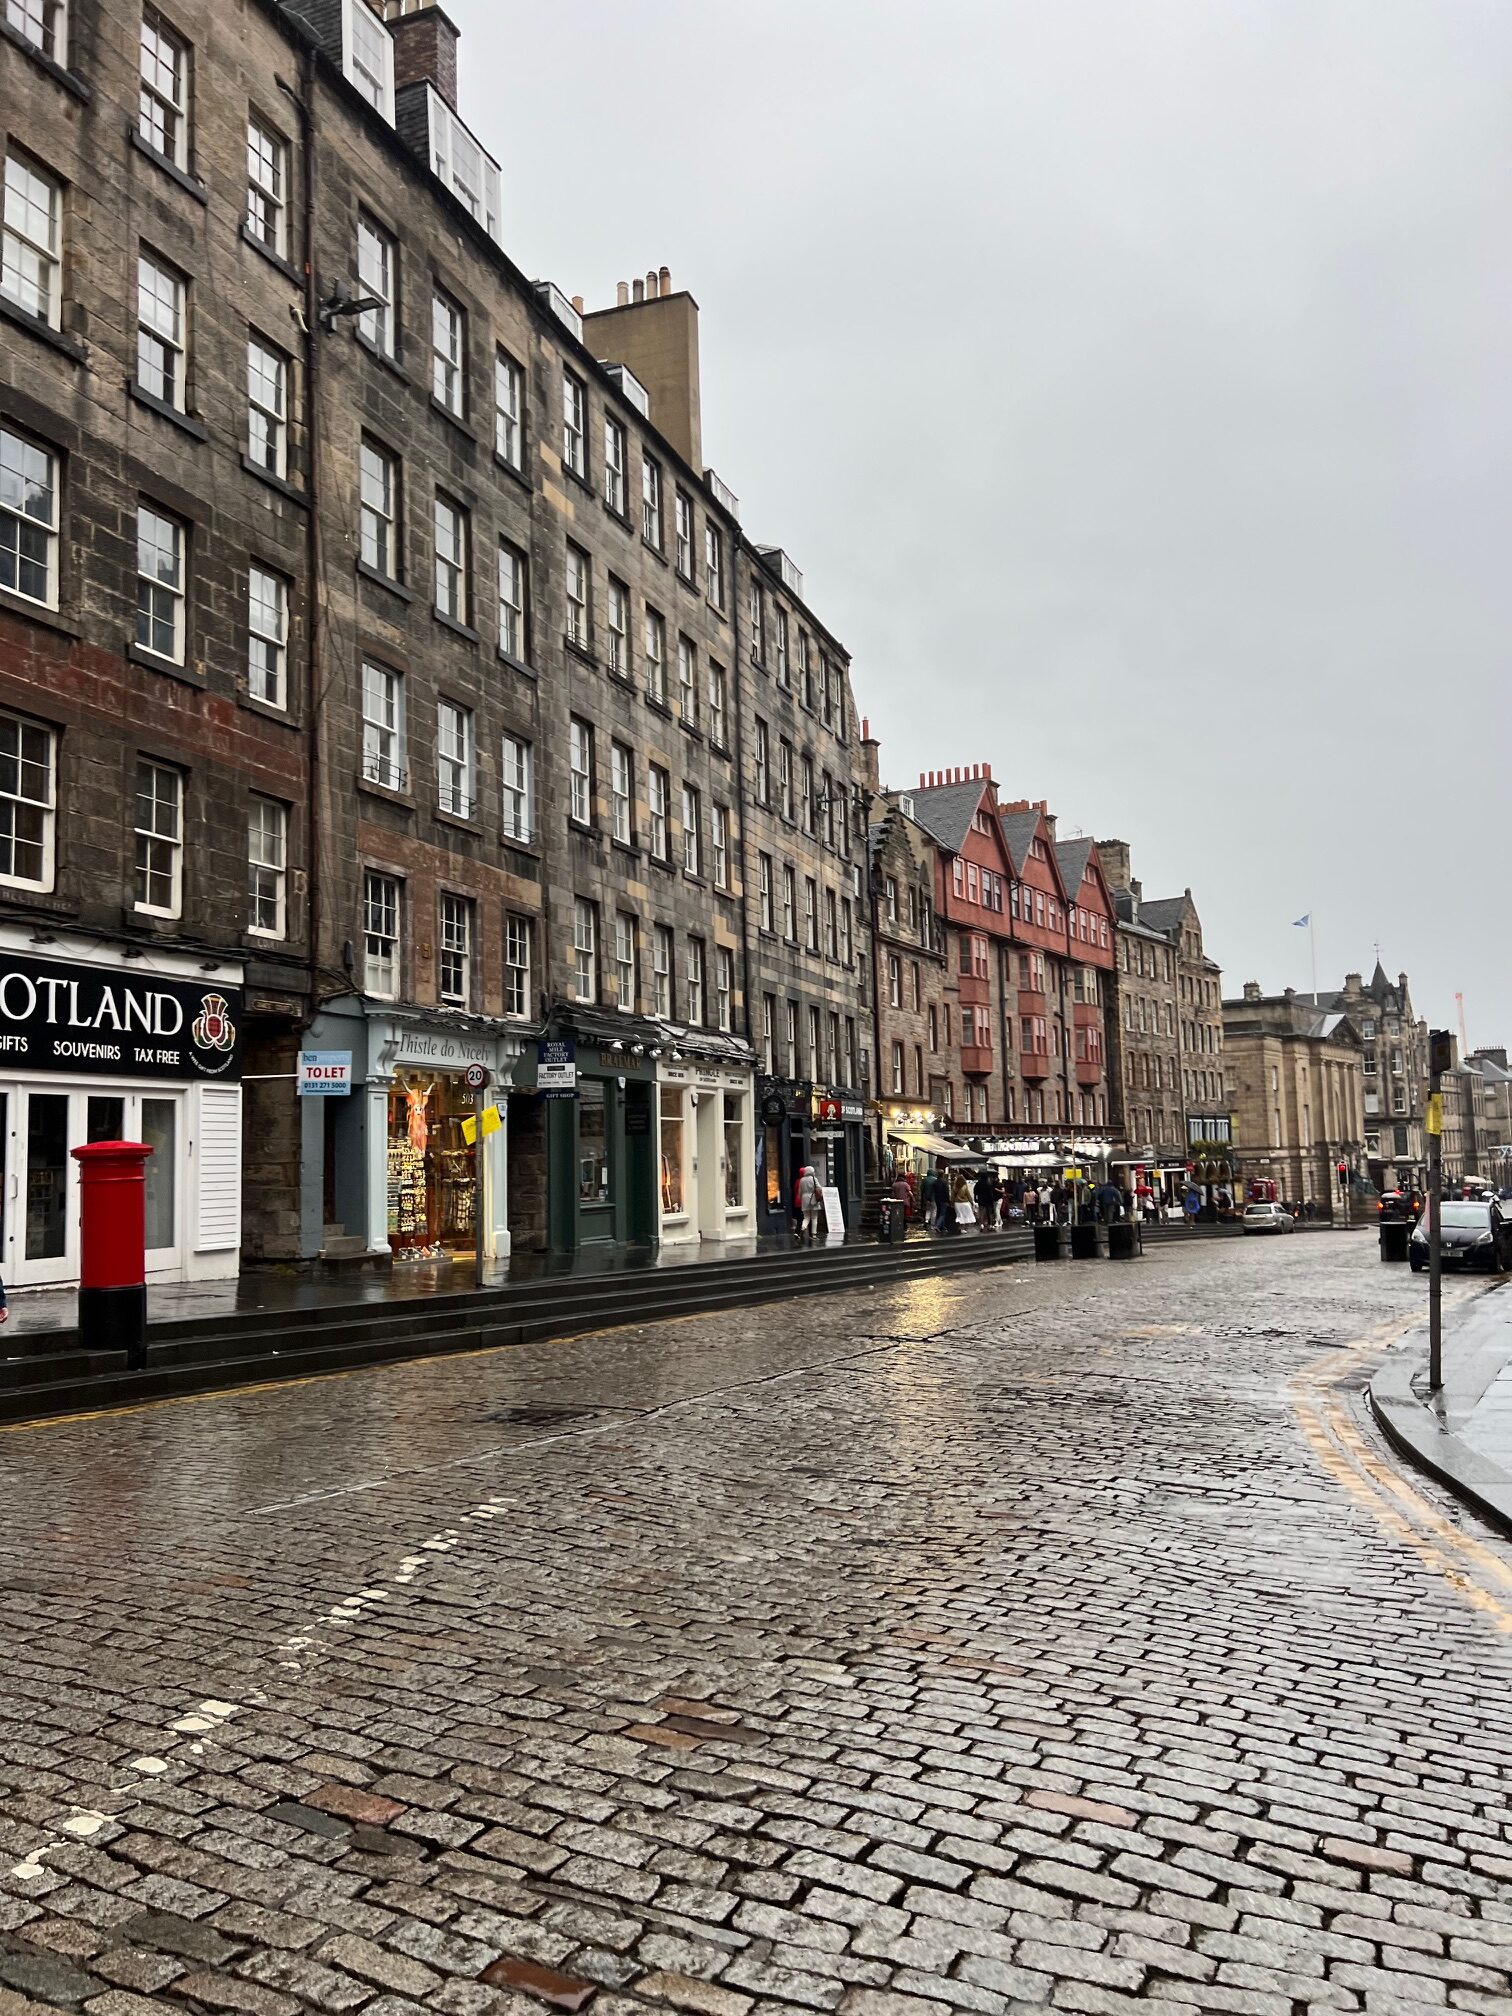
left=1292, top=1318, right=1512, bottom=1635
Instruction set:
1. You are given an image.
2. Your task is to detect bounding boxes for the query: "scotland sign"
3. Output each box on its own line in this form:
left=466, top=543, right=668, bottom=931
left=0, top=951, right=244, bottom=1081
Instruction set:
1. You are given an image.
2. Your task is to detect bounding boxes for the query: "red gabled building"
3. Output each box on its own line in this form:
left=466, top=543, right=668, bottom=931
left=877, top=763, right=1121, bottom=1146
left=1054, top=836, right=1118, bottom=1132
left=905, top=766, right=1017, bottom=1128
left=997, top=802, right=1117, bottom=1134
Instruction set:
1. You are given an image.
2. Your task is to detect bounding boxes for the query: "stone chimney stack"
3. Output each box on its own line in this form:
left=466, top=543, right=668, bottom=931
left=1243, top=980, right=1262, bottom=1003
left=858, top=718, right=880, bottom=796
left=1096, top=839, right=1133, bottom=893
left=380, top=0, right=460, bottom=110
left=584, top=267, right=703, bottom=470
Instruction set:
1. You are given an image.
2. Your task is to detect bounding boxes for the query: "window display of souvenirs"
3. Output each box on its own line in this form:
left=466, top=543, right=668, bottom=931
left=386, top=1072, right=479, bottom=1260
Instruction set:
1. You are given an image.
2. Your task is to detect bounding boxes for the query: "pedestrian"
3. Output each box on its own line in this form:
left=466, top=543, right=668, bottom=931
left=1097, top=1179, right=1122, bottom=1224
left=1183, top=1188, right=1201, bottom=1230
left=973, top=1166, right=1000, bottom=1231
left=797, top=1164, right=822, bottom=1241
left=934, top=1162, right=954, bottom=1235
left=919, top=1166, right=938, bottom=1231
left=1023, top=1183, right=1040, bottom=1224
left=947, top=1168, right=970, bottom=1234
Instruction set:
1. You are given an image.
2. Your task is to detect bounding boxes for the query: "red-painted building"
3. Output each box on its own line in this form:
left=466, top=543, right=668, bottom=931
left=906, top=767, right=1016, bottom=1129
left=997, top=803, right=1117, bottom=1133
left=876, top=765, right=1121, bottom=1152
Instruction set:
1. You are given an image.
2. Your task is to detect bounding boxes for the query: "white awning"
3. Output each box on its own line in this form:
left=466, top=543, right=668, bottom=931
left=889, top=1131, right=977, bottom=1164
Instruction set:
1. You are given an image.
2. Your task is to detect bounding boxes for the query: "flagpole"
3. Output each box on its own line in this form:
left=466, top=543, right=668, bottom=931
left=1310, top=915, right=1317, bottom=1002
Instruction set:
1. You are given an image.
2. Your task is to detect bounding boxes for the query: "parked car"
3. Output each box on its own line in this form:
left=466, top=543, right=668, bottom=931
left=1409, top=1200, right=1512, bottom=1273
left=1243, top=1203, right=1295, bottom=1235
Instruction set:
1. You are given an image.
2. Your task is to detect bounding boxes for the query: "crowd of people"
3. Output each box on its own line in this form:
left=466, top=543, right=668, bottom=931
left=885, top=1163, right=1142, bottom=1235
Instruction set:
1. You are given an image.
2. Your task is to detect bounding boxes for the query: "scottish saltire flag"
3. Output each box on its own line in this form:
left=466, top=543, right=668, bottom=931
left=1293, top=914, right=1310, bottom=927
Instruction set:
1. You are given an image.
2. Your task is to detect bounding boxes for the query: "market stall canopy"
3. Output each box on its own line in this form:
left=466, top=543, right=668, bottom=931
left=889, top=1131, right=978, bottom=1165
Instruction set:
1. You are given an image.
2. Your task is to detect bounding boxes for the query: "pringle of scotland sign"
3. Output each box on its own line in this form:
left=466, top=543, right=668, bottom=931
left=0, top=951, right=243, bottom=1082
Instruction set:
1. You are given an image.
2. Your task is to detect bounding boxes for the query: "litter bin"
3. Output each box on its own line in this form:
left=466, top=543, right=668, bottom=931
left=1379, top=1220, right=1410, bottom=1263
left=1108, top=1220, right=1139, bottom=1260
left=1070, top=1220, right=1102, bottom=1260
left=879, top=1199, right=905, bottom=1244
left=1034, top=1222, right=1066, bottom=1261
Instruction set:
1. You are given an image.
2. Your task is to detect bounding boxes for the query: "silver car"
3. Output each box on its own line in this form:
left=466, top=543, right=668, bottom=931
left=1243, top=1203, right=1295, bottom=1235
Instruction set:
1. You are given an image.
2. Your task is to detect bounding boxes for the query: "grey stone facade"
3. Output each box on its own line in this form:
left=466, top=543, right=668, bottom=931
left=1, top=0, right=314, bottom=1264
left=2, top=0, right=872, bottom=1265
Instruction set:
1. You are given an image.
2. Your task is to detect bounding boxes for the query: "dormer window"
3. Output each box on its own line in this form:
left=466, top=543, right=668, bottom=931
left=342, top=0, right=394, bottom=119
left=427, top=90, right=501, bottom=239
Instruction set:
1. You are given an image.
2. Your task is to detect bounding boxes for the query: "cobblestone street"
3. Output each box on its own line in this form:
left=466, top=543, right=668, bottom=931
left=1, top=1239, right=1509, bottom=2016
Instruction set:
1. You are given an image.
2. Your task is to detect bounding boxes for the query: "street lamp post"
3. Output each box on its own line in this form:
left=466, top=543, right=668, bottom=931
left=1427, top=1029, right=1451, bottom=1391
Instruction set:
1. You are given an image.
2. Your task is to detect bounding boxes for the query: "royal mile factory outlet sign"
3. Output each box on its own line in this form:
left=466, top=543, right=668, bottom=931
left=0, top=950, right=243, bottom=1081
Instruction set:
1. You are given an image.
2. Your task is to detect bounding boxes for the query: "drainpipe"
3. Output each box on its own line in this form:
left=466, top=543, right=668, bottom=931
left=729, top=534, right=755, bottom=1062
left=998, top=938, right=1012, bottom=1130
left=283, top=51, right=323, bottom=1021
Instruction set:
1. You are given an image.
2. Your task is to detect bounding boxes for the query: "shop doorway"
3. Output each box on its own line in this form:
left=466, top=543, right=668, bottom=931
left=0, top=1084, right=183, bottom=1288
left=386, top=1071, right=481, bottom=1263
left=624, top=1081, right=656, bottom=1245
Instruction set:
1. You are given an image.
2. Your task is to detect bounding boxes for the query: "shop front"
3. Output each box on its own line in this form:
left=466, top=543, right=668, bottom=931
left=1112, top=1151, right=1192, bottom=1217
left=0, top=929, right=244, bottom=1290
left=524, top=1007, right=657, bottom=1256
left=755, top=1079, right=866, bottom=1237
left=656, top=1040, right=756, bottom=1249
left=302, top=1000, right=525, bottom=1267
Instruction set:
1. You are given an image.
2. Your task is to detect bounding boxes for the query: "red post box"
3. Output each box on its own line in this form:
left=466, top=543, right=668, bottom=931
left=71, top=1140, right=154, bottom=1369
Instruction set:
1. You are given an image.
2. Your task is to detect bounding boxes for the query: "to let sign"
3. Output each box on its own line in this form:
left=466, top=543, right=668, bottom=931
left=299, top=1050, right=352, bottom=1097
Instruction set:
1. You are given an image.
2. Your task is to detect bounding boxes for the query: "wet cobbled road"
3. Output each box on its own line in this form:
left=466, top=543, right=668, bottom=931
left=1, top=1237, right=1510, bottom=2016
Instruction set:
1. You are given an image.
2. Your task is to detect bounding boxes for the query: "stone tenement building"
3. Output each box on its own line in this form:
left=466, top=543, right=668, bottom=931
left=1466, top=1048, right=1512, bottom=1188
left=861, top=751, right=952, bottom=1127
left=0, top=0, right=873, bottom=1288
left=0, top=0, right=316, bottom=1292
left=1296, top=965, right=1427, bottom=1194
left=1222, top=983, right=1367, bottom=1213
left=1105, top=902, right=1183, bottom=1189
left=1098, top=843, right=1229, bottom=1191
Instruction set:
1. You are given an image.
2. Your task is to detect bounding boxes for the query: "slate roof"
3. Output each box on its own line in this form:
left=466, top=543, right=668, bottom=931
left=998, top=810, right=1042, bottom=875
left=1135, top=895, right=1190, bottom=936
left=1054, top=836, right=1094, bottom=893
left=907, top=779, right=986, bottom=855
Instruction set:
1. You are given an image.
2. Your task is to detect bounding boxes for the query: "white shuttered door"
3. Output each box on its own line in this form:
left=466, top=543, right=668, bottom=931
left=195, top=1085, right=242, bottom=1251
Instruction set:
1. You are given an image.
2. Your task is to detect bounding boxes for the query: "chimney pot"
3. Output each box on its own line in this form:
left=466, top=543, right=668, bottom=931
left=646, top=269, right=658, bottom=299
left=659, top=264, right=671, bottom=293
left=861, top=717, right=872, bottom=741
left=632, top=278, right=645, bottom=303
left=616, top=280, right=629, bottom=307
left=570, top=294, right=584, bottom=314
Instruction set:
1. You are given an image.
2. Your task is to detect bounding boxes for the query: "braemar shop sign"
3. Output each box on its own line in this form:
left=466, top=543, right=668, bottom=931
left=0, top=951, right=243, bottom=1081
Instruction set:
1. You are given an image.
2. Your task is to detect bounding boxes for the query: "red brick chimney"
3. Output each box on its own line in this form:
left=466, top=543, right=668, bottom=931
left=381, top=0, right=459, bottom=110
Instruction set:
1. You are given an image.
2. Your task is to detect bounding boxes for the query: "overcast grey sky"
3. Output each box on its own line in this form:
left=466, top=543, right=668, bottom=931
left=451, top=0, right=1510, bottom=1042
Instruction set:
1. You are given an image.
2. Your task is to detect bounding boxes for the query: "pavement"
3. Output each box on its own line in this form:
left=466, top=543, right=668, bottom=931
left=0, top=1231, right=916, bottom=1342
left=0, top=1236, right=1510, bottom=2016
left=1368, top=1279, right=1512, bottom=1533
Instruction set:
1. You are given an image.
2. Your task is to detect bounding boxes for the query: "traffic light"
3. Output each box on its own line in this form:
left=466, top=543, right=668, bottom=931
left=1429, top=1028, right=1454, bottom=1076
